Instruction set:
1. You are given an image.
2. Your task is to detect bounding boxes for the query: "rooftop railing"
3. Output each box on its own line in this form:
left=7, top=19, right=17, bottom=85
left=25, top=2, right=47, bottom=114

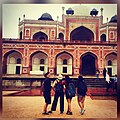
left=2, top=38, right=117, bottom=45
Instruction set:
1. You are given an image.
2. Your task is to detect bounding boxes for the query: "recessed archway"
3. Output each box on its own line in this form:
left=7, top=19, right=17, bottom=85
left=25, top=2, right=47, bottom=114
left=33, top=31, right=48, bottom=40
left=100, top=34, right=106, bottom=42
left=80, top=52, right=97, bottom=76
left=3, top=50, right=22, bottom=74
left=58, top=33, right=64, bottom=41
left=70, top=26, right=94, bottom=42
left=105, top=52, right=117, bottom=76
left=55, top=51, right=73, bottom=75
left=29, top=51, right=48, bottom=74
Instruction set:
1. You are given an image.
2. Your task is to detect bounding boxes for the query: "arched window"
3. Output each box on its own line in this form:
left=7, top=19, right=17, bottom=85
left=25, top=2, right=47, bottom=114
left=17, top=58, right=21, bottom=64
left=20, top=31, right=22, bottom=39
left=26, top=30, right=29, bottom=36
left=63, top=59, right=67, bottom=65
left=59, top=33, right=64, bottom=40
left=108, top=60, right=112, bottom=66
left=100, top=34, right=106, bottom=42
left=40, top=59, right=45, bottom=64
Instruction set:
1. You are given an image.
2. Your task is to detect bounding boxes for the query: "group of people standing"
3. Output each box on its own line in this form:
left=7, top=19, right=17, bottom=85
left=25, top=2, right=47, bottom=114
left=42, top=72, right=87, bottom=115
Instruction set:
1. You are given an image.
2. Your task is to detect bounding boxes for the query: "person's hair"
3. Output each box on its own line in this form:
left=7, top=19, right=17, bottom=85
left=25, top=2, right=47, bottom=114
left=78, top=75, right=84, bottom=82
left=44, top=72, right=50, bottom=78
left=65, top=75, right=71, bottom=85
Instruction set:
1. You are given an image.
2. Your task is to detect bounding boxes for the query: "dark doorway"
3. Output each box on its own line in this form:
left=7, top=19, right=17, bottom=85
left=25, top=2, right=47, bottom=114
left=81, top=54, right=96, bottom=75
left=20, top=31, right=22, bottom=39
left=33, top=32, right=48, bottom=40
left=100, top=34, right=106, bottom=42
left=70, top=26, right=94, bottom=42
left=107, top=68, right=112, bottom=77
left=16, top=66, right=20, bottom=74
left=59, top=33, right=64, bottom=40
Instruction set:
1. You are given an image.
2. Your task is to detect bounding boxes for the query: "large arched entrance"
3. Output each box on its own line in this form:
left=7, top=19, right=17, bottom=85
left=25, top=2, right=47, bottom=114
left=80, top=52, right=97, bottom=75
left=33, top=31, right=48, bottom=40
left=70, top=26, right=94, bottom=42
left=29, top=51, right=48, bottom=75
left=55, top=51, right=73, bottom=75
left=3, top=50, right=22, bottom=74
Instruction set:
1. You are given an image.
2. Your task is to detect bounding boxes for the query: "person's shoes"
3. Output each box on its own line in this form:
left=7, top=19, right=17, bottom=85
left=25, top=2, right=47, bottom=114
left=69, top=111, right=72, bottom=115
left=42, top=112, right=49, bottom=115
left=81, top=108, right=85, bottom=115
left=66, top=111, right=72, bottom=115
left=60, top=111, right=64, bottom=114
left=48, top=111, right=52, bottom=113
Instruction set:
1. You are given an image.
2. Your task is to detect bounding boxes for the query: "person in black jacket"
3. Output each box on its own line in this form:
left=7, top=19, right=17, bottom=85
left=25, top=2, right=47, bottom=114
left=77, top=75, right=87, bottom=115
left=42, top=72, right=52, bottom=115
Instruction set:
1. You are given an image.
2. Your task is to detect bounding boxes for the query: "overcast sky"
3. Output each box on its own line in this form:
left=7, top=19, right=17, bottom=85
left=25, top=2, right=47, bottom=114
left=2, top=4, right=117, bottom=38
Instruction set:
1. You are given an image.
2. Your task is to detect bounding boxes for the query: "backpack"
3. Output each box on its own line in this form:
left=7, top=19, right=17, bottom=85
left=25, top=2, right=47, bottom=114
left=67, top=83, right=76, bottom=97
left=55, top=79, right=63, bottom=91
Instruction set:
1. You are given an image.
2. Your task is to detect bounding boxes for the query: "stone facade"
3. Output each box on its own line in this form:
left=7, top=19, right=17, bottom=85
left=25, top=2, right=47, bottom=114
left=2, top=8, right=117, bottom=78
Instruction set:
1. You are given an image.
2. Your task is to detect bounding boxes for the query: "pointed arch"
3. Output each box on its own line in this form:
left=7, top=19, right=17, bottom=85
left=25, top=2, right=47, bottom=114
left=105, top=52, right=117, bottom=76
left=70, top=26, right=94, bottom=42
left=80, top=52, right=98, bottom=75
left=3, top=50, right=22, bottom=74
left=29, top=51, right=48, bottom=74
left=33, top=31, right=48, bottom=40
left=55, top=51, right=73, bottom=75
left=100, top=34, right=106, bottom=42
left=58, top=32, right=64, bottom=41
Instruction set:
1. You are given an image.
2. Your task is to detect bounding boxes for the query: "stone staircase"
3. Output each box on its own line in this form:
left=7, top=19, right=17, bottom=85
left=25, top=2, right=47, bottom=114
left=71, top=78, right=107, bottom=88
left=84, top=78, right=106, bottom=88
left=71, top=78, right=117, bottom=96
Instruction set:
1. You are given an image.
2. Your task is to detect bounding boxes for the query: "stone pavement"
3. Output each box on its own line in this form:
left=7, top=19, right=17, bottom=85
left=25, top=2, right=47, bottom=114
left=1, top=93, right=117, bottom=119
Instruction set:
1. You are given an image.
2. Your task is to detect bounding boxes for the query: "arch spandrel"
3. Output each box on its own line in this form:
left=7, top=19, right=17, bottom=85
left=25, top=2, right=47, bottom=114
left=69, top=24, right=95, bottom=34
left=32, top=30, right=49, bottom=39
left=3, top=49, right=23, bottom=58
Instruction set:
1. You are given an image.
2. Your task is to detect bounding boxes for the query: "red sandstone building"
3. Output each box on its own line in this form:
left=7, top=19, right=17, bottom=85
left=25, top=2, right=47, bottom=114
left=2, top=6, right=117, bottom=80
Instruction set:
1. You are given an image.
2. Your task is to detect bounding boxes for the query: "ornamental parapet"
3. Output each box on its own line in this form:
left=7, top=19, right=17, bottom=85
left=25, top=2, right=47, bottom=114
left=2, top=38, right=117, bottom=46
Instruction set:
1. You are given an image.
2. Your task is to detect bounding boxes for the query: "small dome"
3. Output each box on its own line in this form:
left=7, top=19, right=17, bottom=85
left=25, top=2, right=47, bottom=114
left=66, top=8, right=74, bottom=15
left=109, top=15, right=117, bottom=23
left=90, top=8, right=98, bottom=16
left=38, top=13, right=54, bottom=21
left=68, top=8, right=73, bottom=10
left=92, top=8, right=97, bottom=11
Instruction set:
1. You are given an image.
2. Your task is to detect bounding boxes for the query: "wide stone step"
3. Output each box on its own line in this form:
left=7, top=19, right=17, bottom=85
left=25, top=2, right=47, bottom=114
left=72, top=78, right=109, bottom=88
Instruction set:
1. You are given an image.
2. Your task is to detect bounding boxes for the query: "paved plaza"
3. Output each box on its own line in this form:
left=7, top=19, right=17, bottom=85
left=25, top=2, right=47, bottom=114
left=1, top=91, right=117, bottom=119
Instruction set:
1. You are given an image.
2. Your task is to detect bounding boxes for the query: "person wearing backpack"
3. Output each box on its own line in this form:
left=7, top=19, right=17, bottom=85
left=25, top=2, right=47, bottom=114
left=77, top=75, right=87, bottom=115
left=64, top=75, right=75, bottom=115
left=48, top=74, right=64, bottom=114
left=42, top=72, right=52, bottom=115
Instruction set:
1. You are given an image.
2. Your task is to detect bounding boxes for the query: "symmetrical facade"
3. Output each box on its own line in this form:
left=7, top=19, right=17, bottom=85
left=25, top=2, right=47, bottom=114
left=2, top=6, right=117, bottom=78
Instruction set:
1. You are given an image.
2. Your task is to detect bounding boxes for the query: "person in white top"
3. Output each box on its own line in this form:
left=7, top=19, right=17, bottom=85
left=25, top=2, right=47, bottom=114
left=105, top=73, right=111, bottom=92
